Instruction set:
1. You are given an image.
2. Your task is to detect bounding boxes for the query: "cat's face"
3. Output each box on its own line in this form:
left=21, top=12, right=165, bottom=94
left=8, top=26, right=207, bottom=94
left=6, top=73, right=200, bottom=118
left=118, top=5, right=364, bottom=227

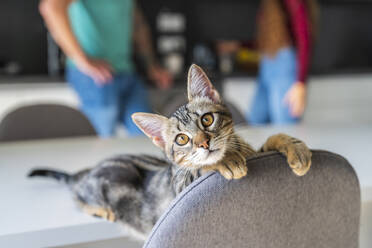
left=132, top=64, right=233, bottom=169
left=164, top=95, right=233, bottom=168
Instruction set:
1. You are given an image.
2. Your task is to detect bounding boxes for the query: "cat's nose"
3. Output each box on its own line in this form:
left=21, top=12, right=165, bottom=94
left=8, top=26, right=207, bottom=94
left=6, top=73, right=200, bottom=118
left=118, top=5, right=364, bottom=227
left=195, top=132, right=210, bottom=149
left=198, top=139, right=209, bottom=149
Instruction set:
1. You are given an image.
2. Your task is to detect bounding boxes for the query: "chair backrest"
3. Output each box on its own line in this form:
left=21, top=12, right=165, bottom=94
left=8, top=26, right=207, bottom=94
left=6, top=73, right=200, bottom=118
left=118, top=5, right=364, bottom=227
left=144, top=150, right=360, bottom=248
left=0, top=104, right=96, bottom=142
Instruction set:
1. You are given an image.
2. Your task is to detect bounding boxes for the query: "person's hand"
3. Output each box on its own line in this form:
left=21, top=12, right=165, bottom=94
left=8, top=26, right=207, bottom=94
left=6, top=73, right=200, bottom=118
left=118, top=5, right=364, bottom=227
left=148, top=65, right=173, bottom=90
left=284, top=82, right=307, bottom=118
left=76, top=57, right=113, bottom=86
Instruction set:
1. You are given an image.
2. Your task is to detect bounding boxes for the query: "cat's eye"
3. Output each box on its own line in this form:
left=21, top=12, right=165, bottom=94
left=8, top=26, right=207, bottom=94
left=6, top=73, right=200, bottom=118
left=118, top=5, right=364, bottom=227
left=201, top=113, right=214, bottom=127
left=175, top=133, right=190, bottom=146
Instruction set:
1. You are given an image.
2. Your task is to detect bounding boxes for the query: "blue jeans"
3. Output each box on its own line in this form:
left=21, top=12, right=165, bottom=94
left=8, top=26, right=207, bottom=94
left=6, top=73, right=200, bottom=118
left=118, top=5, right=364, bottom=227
left=248, top=47, right=299, bottom=125
left=66, top=67, right=151, bottom=137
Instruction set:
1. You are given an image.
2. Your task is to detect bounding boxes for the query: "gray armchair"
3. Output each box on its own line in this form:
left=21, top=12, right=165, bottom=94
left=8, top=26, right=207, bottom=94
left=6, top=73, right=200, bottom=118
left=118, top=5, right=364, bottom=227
left=144, top=150, right=360, bottom=248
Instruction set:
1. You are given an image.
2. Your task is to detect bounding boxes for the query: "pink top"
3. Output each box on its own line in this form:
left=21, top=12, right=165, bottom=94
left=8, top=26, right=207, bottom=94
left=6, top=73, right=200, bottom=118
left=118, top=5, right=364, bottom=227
left=284, top=0, right=311, bottom=83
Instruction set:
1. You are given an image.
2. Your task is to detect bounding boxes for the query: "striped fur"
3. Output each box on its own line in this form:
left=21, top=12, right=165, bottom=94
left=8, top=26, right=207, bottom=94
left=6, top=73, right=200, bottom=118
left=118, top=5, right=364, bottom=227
left=29, top=64, right=311, bottom=241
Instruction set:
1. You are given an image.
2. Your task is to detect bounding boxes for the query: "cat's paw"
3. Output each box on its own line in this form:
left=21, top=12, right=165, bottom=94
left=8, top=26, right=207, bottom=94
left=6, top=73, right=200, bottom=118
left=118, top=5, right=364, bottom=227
left=82, top=205, right=116, bottom=222
left=218, top=158, right=248, bottom=180
left=286, top=142, right=312, bottom=176
left=202, top=152, right=248, bottom=180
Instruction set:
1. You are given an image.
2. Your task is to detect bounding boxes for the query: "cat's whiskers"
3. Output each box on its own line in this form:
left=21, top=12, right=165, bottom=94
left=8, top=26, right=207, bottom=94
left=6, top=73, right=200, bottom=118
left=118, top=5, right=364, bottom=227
left=227, top=141, right=251, bottom=149
left=213, top=130, right=234, bottom=142
left=186, top=149, right=205, bottom=164
left=213, top=135, right=231, bottom=149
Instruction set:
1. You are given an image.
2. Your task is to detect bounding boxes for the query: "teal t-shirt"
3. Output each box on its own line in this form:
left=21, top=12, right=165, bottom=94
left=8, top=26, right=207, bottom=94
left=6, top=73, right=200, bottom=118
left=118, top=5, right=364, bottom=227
left=68, top=0, right=134, bottom=73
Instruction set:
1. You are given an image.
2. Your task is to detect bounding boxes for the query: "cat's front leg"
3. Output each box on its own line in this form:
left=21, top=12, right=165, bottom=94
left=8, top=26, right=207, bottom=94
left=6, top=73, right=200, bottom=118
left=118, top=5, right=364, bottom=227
left=260, top=133, right=312, bottom=176
left=80, top=204, right=116, bottom=222
left=203, top=151, right=248, bottom=180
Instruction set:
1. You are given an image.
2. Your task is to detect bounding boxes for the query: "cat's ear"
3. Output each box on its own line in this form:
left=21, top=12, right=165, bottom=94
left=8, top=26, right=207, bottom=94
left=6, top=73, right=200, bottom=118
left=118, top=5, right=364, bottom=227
left=187, top=64, right=221, bottom=103
left=131, top=113, right=168, bottom=149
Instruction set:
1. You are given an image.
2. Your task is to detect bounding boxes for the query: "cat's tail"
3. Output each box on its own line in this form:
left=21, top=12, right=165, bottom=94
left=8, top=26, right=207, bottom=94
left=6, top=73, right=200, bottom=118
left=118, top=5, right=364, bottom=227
left=28, top=168, right=71, bottom=184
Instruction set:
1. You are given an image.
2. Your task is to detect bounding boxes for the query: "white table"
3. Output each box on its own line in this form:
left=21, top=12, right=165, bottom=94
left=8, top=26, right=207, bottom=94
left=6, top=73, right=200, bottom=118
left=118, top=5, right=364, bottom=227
left=0, top=125, right=371, bottom=248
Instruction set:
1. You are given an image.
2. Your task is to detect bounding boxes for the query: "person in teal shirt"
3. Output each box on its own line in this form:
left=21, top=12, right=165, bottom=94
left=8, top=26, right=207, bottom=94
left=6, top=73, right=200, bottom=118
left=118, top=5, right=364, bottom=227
left=39, top=0, right=172, bottom=137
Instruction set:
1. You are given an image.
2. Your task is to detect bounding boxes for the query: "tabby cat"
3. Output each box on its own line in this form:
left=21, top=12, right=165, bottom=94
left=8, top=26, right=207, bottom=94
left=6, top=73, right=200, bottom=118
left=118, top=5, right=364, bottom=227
left=29, top=64, right=311, bottom=241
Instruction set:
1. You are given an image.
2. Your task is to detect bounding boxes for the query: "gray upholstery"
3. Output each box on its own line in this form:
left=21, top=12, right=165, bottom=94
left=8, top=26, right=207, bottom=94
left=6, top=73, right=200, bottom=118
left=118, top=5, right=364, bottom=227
left=0, top=104, right=96, bottom=142
left=144, top=150, right=360, bottom=248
